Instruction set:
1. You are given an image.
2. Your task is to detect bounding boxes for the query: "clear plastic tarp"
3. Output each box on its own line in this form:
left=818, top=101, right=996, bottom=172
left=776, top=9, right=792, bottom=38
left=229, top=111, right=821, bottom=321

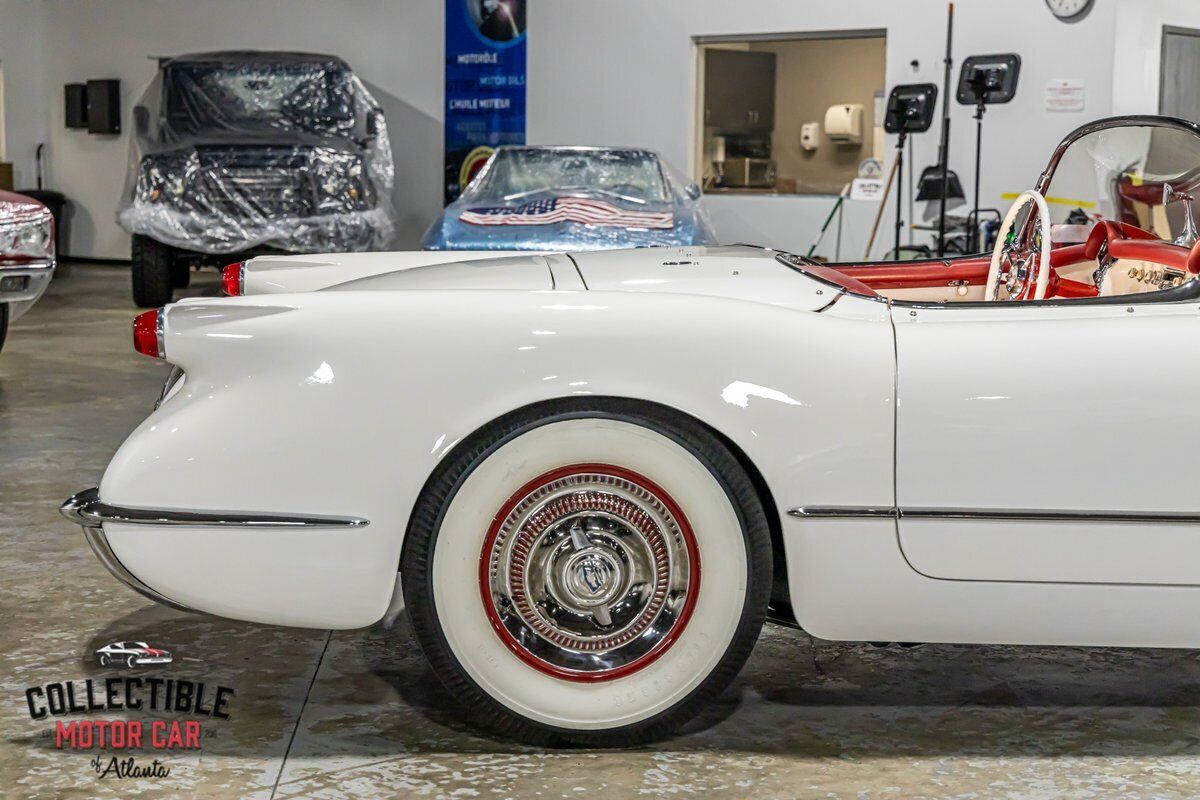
left=118, top=51, right=394, bottom=254
left=421, top=146, right=717, bottom=251
left=0, top=191, right=54, bottom=261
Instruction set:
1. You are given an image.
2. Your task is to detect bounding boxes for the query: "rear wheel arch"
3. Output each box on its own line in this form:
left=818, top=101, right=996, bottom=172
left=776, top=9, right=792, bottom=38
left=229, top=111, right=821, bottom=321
left=401, top=395, right=783, bottom=585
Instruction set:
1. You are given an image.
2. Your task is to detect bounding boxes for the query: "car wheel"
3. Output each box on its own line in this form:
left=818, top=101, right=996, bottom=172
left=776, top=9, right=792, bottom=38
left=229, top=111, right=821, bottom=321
left=131, top=234, right=174, bottom=308
left=0, top=303, right=8, bottom=355
left=125, top=655, right=137, bottom=669
left=98, top=654, right=110, bottom=667
left=402, top=400, right=771, bottom=746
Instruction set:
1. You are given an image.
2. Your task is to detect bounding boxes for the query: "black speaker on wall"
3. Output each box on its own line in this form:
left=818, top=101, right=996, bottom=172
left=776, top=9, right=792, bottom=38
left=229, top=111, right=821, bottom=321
left=86, top=79, right=121, bottom=135
left=64, top=83, right=88, bottom=129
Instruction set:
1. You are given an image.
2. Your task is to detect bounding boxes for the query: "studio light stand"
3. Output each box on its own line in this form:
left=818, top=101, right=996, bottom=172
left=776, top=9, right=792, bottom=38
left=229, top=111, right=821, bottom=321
left=956, top=54, right=1021, bottom=252
left=867, top=83, right=937, bottom=260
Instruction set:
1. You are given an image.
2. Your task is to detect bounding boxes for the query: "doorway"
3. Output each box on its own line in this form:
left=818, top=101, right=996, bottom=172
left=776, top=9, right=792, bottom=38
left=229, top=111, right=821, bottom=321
left=1160, top=26, right=1200, bottom=121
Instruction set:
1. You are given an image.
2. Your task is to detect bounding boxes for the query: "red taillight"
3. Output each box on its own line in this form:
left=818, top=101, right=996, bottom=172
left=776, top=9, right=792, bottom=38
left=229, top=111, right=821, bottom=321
left=222, top=261, right=245, bottom=296
left=132, top=308, right=164, bottom=359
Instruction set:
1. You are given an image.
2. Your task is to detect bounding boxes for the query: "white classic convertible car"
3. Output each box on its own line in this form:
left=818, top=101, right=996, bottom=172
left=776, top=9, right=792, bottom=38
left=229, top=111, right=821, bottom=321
left=64, top=116, right=1200, bottom=744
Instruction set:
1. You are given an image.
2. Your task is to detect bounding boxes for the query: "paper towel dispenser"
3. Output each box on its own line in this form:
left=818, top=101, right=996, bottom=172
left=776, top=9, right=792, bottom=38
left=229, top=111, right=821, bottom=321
left=824, top=104, right=864, bottom=145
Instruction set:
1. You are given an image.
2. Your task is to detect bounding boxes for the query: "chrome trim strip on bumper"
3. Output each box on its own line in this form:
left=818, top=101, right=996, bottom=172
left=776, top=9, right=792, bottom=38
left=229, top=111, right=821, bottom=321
left=789, top=505, right=1200, bottom=524
left=60, top=488, right=369, bottom=529
left=62, top=490, right=195, bottom=613
left=0, top=257, right=55, bottom=271
left=61, top=487, right=370, bottom=614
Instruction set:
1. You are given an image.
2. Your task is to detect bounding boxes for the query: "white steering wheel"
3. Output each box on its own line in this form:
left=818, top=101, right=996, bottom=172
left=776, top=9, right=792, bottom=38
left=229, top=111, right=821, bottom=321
left=985, top=190, right=1053, bottom=301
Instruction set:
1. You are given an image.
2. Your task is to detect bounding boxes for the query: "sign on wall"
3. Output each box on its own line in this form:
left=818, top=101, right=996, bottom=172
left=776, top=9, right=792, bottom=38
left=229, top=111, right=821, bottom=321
left=1045, top=79, right=1085, bottom=112
left=444, top=0, right=527, bottom=204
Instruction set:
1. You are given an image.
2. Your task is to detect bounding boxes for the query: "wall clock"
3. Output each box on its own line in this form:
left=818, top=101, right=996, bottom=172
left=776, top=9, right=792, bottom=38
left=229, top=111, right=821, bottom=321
left=1045, top=0, right=1094, bottom=21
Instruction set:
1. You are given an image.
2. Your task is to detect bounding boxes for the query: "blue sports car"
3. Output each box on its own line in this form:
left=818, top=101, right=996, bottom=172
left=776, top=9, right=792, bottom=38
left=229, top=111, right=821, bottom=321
left=421, top=146, right=718, bottom=251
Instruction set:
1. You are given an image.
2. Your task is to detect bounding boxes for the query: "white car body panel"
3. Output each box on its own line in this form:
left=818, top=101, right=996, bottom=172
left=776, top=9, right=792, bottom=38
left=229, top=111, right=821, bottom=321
left=82, top=243, right=1200, bottom=646
left=242, top=250, right=548, bottom=294
left=894, top=301, right=1200, bottom=586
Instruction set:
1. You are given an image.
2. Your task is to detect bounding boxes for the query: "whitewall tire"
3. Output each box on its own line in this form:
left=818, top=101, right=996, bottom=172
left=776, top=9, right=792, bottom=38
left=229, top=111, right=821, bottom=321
left=402, top=399, right=771, bottom=745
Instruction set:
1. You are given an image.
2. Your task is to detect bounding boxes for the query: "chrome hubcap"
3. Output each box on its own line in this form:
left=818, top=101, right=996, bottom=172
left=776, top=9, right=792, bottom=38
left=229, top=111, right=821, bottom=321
left=482, top=467, right=697, bottom=679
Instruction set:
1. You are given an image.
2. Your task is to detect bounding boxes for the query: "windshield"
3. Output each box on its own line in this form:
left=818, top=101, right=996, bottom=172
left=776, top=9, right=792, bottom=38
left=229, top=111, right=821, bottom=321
left=1044, top=123, right=1200, bottom=240
left=164, top=63, right=354, bottom=136
left=463, top=148, right=670, bottom=204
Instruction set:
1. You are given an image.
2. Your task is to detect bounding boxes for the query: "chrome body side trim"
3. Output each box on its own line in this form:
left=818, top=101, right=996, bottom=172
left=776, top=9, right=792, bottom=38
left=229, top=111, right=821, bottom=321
left=60, top=488, right=370, bottom=529
left=788, top=504, right=1200, bottom=525
left=902, top=508, right=1200, bottom=524
left=788, top=506, right=897, bottom=519
left=814, top=291, right=845, bottom=313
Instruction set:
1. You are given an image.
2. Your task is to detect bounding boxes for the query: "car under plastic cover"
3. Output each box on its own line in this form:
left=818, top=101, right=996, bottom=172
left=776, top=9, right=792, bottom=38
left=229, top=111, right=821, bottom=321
left=421, top=146, right=717, bottom=251
left=117, top=51, right=395, bottom=254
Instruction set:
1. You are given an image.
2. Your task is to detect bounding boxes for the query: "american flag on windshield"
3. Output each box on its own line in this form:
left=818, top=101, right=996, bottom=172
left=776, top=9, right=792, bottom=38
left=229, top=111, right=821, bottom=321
left=460, top=196, right=675, bottom=229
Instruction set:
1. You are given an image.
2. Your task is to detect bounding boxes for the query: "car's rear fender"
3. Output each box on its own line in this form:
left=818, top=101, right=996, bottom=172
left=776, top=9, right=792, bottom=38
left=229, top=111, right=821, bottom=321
left=98, top=290, right=894, bottom=629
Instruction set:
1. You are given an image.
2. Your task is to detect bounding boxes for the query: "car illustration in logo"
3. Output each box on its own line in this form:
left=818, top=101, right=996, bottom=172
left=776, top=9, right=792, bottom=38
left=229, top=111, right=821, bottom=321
left=95, top=641, right=172, bottom=668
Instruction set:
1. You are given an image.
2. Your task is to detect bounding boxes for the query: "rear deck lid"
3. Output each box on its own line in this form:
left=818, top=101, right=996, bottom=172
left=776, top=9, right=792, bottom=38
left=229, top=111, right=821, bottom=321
left=321, top=254, right=555, bottom=292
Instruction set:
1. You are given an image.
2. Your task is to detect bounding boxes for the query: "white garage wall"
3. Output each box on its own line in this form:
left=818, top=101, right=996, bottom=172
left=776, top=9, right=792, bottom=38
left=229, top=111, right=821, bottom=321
left=1112, top=0, right=1200, bottom=117
left=0, top=0, right=1178, bottom=261
left=529, top=0, right=1118, bottom=259
left=0, top=0, right=49, bottom=189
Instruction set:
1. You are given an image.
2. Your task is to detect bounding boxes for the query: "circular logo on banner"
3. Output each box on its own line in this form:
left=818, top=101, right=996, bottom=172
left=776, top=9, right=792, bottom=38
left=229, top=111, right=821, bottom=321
left=459, top=146, right=495, bottom=192
left=467, top=0, right=527, bottom=43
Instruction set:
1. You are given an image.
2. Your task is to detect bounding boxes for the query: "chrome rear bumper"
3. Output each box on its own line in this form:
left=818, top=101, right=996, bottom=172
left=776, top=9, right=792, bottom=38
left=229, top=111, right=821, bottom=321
left=61, top=488, right=195, bottom=613
left=60, top=487, right=371, bottom=614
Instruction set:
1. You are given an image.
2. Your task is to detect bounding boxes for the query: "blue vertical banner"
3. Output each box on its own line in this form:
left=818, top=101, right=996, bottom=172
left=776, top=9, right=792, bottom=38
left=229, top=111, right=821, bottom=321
left=444, top=0, right=527, bottom=204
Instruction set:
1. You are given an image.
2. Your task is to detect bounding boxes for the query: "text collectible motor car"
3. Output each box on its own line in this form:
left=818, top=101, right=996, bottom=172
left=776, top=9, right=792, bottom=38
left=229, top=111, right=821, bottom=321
left=0, top=189, right=55, bottom=354
left=421, top=145, right=717, bottom=251
left=65, top=115, right=1200, bottom=744
left=117, top=51, right=395, bottom=308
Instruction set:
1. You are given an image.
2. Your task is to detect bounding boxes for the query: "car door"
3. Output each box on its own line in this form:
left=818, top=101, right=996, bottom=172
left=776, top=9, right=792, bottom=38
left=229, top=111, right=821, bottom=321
left=892, top=290, right=1200, bottom=585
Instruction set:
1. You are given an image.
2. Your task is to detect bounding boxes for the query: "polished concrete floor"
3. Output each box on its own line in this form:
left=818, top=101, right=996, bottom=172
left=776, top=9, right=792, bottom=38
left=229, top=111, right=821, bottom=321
left=3, top=264, right=1200, bottom=799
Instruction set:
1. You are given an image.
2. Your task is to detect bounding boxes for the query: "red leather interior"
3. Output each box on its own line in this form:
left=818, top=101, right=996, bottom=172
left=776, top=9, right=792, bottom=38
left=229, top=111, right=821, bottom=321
left=1117, top=167, right=1200, bottom=206
left=802, top=263, right=879, bottom=296
left=1108, top=238, right=1190, bottom=271
left=1189, top=238, right=1200, bottom=274
left=1083, top=221, right=1111, bottom=260
left=838, top=257, right=991, bottom=289
left=826, top=220, right=1188, bottom=295
left=1045, top=273, right=1098, bottom=298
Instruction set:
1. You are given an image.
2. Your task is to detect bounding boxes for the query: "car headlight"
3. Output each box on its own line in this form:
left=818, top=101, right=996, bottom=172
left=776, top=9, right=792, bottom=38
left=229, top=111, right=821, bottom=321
left=0, top=200, right=53, bottom=259
left=311, top=149, right=369, bottom=211
left=136, top=156, right=191, bottom=203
